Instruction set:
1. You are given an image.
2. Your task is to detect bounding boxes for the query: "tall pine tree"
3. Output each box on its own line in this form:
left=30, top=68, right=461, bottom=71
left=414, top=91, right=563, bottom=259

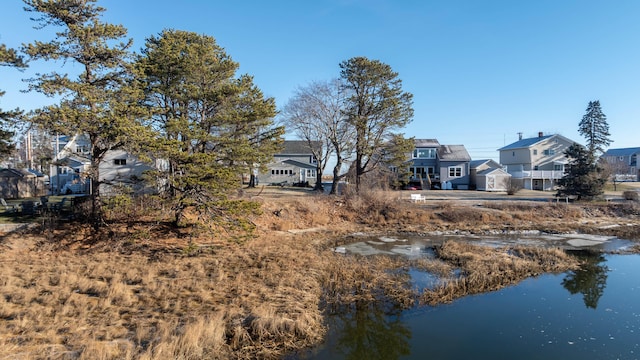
left=339, top=57, right=414, bottom=193
left=579, top=100, right=611, bottom=156
left=0, top=44, right=26, bottom=158
left=136, top=29, right=283, bottom=229
left=22, top=0, right=149, bottom=227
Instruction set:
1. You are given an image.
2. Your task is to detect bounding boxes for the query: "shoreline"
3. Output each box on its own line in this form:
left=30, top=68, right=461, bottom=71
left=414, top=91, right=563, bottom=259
left=0, top=187, right=639, bottom=359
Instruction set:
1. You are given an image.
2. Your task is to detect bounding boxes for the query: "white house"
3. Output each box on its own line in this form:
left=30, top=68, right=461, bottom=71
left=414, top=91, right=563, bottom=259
left=50, top=133, right=158, bottom=196
left=498, top=132, right=576, bottom=191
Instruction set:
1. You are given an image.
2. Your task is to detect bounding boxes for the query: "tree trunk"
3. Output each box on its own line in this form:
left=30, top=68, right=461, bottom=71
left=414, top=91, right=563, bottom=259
left=313, top=165, right=324, bottom=192
left=330, top=158, right=343, bottom=195
left=90, top=160, right=103, bottom=230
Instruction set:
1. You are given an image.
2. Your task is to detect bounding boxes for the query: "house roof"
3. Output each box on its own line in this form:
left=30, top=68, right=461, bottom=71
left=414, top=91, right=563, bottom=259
left=27, top=169, right=46, bottom=177
left=279, top=140, right=322, bottom=155
left=56, top=155, right=90, bottom=169
left=414, top=139, right=440, bottom=148
left=0, top=168, right=36, bottom=178
left=282, top=159, right=317, bottom=169
left=470, top=159, right=501, bottom=169
left=438, top=145, right=471, bottom=161
left=603, top=147, right=640, bottom=157
left=477, top=167, right=511, bottom=176
left=498, top=133, right=579, bottom=151
left=498, top=135, right=554, bottom=151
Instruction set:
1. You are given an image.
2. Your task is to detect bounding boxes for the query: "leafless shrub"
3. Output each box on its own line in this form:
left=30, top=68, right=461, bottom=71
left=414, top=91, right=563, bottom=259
left=623, top=190, right=639, bottom=201
left=506, top=180, right=522, bottom=195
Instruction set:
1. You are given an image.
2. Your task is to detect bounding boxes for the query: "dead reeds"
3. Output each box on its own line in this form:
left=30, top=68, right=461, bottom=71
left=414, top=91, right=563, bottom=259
left=421, top=241, right=580, bottom=306
left=1, top=188, right=638, bottom=359
left=0, top=230, right=327, bottom=360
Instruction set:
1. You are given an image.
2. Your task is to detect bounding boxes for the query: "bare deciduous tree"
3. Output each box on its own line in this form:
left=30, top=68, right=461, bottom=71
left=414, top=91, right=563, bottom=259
left=281, top=79, right=354, bottom=194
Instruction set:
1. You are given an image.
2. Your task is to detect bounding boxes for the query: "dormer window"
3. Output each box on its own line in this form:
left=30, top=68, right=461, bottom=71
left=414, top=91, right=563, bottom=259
left=114, top=159, right=127, bottom=166
left=413, top=148, right=436, bottom=159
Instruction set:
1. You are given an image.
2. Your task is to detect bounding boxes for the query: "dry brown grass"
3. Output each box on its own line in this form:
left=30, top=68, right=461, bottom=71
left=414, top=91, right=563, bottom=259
left=421, top=241, right=580, bottom=306
left=1, top=188, right=639, bottom=359
left=318, top=253, right=416, bottom=311
left=0, top=230, right=326, bottom=360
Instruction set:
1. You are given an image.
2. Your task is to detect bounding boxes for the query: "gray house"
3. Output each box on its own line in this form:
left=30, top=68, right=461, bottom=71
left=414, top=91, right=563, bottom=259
left=438, top=144, right=472, bottom=189
left=260, top=140, right=321, bottom=186
left=601, top=147, right=640, bottom=181
left=498, top=132, right=575, bottom=191
left=408, top=139, right=471, bottom=190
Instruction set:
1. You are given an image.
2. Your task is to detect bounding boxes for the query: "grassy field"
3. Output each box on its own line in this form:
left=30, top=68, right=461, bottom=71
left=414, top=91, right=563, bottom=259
left=0, top=187, right=639, bottom=359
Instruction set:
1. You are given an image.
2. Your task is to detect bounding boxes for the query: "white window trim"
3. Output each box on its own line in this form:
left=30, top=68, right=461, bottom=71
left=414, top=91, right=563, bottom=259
left=412, top=148, right=436, bottom=159
left=448, top=166, right=462, bottom=178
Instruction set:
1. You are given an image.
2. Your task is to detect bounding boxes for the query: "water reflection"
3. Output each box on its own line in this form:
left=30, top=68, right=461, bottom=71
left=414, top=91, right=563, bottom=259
left=303, top=254, right=640, bottom=360
left=328, top=301, right=411, bottom=360
left=561, top=252, right=609, bottom=309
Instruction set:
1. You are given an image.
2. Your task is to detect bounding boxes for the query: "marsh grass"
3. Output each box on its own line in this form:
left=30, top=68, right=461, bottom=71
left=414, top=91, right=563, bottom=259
left=0, top=231, right=328, bottom=359
left=1, top=188, right=638, bottom=359
left=421, top=241, right=580, bottom=305
left=318, top=253, right=416, bottom=312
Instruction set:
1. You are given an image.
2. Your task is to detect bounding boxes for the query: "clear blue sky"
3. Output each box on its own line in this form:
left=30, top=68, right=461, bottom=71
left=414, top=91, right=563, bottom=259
left=1, top=0, right=639, bottom=161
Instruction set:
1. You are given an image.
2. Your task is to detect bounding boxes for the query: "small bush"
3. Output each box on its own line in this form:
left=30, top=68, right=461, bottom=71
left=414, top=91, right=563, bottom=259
left=623, top=190, right=639, bottom=201
left=507, top=182, right=522, bottom=195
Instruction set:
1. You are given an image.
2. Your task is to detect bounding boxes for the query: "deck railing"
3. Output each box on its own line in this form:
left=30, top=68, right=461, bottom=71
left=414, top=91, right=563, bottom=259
left=509, top=170, right=564, bottom=179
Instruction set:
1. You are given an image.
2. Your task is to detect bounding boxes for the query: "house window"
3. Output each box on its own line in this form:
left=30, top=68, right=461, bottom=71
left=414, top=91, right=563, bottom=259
left=512, top=151, right=515, bottom=157
left=273, top=169, right=293, bottom=175
left=310, top=156, right=317, bottom=164
left=533, top=149, right=537, bottom=155
left=619, top=156, right=625, bottom=161
left=76, top=145, right=89, bottom=153
left=306, top=169, right=316, bottom=177
left=114, top=159, right=127, bottom=165
left=534, top=165, right=539, bottom=170
left=554, top=164, right=563, bottom=171
left=543, top=149, right=555, bottom=156
left=448, top=167, right=462, bottom=177
left=413, top=148, right=436, bottom=159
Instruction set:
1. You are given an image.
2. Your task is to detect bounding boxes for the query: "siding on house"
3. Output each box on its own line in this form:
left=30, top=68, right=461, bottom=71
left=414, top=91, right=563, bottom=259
left=601, top=147, right=640, bottom=181
left=408, top=139, right=471, bottom=190
left=475, top=167, right=511, bottom=192
left=498, top=133, right=576, bottom=191
left=470, top=159, right=510, bottom=191
left=260, top=140, right=321, bottom=186
left=0, top=168, right=47, bottom=198
left=437, top=145, right=472, bottom=189
left=99, top=150, right=156, bottom=196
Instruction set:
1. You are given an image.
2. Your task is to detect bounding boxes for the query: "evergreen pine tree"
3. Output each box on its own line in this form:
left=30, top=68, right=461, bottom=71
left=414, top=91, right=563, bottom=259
left=0, top=44, right=26, bottom=158
left=22, top=0, right=149, bottom=227
left=578, top=100, right=611, bottom=156
left=556, top=143, right=606, bottom=200
left=136, top=29, right=283, bottom=229
left=339, top=57, right=414, bottom=193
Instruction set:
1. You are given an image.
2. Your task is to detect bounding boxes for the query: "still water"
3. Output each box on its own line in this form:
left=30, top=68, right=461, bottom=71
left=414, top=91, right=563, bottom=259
left=301, top=253, right=640, bottom=360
